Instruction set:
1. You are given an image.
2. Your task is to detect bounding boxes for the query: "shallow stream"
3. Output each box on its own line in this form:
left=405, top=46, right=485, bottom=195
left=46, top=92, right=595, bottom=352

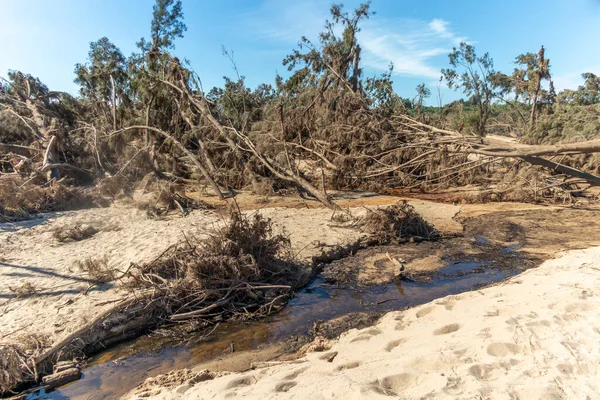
left=28, top=245, right=527, bottom=400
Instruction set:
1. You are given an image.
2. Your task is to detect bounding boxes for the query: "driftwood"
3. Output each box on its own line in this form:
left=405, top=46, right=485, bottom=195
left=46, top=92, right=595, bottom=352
left=398, top=116, right=600, bottom=187
left=156, top=58, right=340, bottom=211
left=41, top=368, right=81, bottom=389
left=32, top=294, right=151, bottom=368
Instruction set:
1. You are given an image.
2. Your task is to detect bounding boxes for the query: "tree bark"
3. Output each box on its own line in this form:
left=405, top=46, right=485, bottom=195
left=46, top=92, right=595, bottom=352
left=110, top=74, right=117, bottom=132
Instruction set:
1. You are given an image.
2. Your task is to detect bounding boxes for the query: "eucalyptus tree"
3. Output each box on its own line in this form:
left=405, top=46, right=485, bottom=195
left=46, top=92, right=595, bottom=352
left=129, top=0, right=187, bottom=150
left=364, top=63, right=402, bottom=116
left=414, top=83, right=431, bottom=118
left=74, top=37, right=128, bottom=130
left=442, top=42, right=498, bottom=136
left=513, top=46, right=552, bottom=127
left=576, top=73, right=600, bottom=105
left=283, top=2, right=373, bottom=96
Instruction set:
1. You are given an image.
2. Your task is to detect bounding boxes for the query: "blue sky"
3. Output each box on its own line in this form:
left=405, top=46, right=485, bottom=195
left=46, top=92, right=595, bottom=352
left=2, top=0, right=600, bottom=104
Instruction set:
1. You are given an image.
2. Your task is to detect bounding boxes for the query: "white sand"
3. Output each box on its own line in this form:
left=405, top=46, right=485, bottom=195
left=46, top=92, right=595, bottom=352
left=0, top=206, right=218, bottom=346
left=0, top=202, right=383, bottom=348
left=129, top=246, right=600, bottom=400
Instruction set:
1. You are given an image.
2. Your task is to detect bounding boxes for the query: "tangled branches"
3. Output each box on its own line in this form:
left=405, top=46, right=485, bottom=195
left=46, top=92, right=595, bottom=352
left=0, top=335, right=49, bottom=394
left=361, top=201, right=441, bottom=244
left=126, top=210, right=301, bottom=322
left=0, top=175, right=99, bottom=222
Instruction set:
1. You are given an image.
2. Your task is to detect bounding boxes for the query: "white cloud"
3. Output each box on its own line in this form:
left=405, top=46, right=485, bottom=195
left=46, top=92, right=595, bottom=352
left=239, top=0, right=328, bottom=44
left=241, top=2, right=468, bottom=80
left=552, top=72, right=584, bottom=92
left=552, top=66, right=600, bottom=92
left=359, top=18, right=467, bottom=79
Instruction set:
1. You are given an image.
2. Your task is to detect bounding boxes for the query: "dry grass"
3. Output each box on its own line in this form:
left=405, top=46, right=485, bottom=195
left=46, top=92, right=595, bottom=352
left=75, top=255, right=116, bottom=283
left=8, top=282, right=37, bottom=298
left=0, top=176, right=96, bottom=222
left=133, top=176, right=213, bottom=218
left=486, top=165, right=581, bottom=204
left=53, top=225, right=99, bottom=243
left=361, top=201, right=440, bottom=244
left=0, top=345, right=26, bottom=394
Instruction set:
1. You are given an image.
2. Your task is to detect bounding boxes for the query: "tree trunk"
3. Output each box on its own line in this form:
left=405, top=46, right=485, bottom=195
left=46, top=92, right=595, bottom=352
left=351, top=45, right=361, bottom=92
left=530, top=87, right=540, bottom=128
left=42, top=135, right=60, bottom=180
left=110, top=74, right=117, bottom=132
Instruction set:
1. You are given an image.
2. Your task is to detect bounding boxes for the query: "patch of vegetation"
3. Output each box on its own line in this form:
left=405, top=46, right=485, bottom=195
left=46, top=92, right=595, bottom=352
left=0, top=177, right=98, bottom=222
left=126, top=209, right=300, bottom=322
left=361, top=202, right=440, bottom=244
left=8, top=282, right=37, bottom=298
left=0, top=335, right=49, bottom=394
left=75, top=255, right=116, bottom=283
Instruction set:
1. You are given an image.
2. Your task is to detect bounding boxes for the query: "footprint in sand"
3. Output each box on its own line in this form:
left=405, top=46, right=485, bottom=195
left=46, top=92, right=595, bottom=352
left=433, top=323, right=460, bottom=335
left=416, top=306, right=434, bottom=318
left=384, top=338, right=405, bottom=352
left=336, top=361, right=362, bottom=371
left=369, top=373, right=418, bottom=396
left=487, top=342, right=520, bottom=357
left=274, top=381, right=297, bottom=393
left=443, top=377, right=464, bottom=395
left=565, top=302, right=595, bottom=313
left=283, top=367, right=309, bottom=380
left=526, top=320, right=552, bottom=328
left=350, top=328, right=382, bottom=342
left=319, top=351, right=338, bottom=362
left=436, top=299, right=456, bottom=310
left=226, top=376, right=258, bottom=389
left=469, top=364, right=497, bottom=381
left=395, top=320, right=409, bottom=330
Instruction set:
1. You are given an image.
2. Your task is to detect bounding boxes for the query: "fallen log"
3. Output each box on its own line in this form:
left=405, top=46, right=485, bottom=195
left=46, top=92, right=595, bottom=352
left=41, top=368, right=81, bottom=390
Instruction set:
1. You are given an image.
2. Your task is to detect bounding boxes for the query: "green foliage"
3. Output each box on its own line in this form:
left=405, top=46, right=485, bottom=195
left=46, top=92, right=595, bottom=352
left=364, top=63, right=406, bottom=115
left=4, top=71, right=79, bottom=125
left=442, top=42, right=498, bottom=135
left=74, top=37, right=128, bottom=103
left=523, top=104, right=600, bottom=145
left=6, top=70, right=50, bottom=101
left=207, top=77, right=275, bottom=130
left=282, top=2, right=373, bottom=93
left=413, top=83, right=431, bottom=116
left=512, top=48, right=552, bottom=101
left=149, top=0, right=187, bottom=50
left=559, top=73, right=600, bottom=106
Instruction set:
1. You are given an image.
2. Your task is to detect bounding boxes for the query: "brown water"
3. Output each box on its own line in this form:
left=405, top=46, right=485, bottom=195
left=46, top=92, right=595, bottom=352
left=28, top=253, right=526, bottom=400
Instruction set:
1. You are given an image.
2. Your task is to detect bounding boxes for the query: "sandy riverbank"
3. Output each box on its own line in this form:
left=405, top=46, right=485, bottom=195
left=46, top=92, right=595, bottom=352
left=129, top=246, right=600, bottom=399
left=2, top=193, right=462, bottom=351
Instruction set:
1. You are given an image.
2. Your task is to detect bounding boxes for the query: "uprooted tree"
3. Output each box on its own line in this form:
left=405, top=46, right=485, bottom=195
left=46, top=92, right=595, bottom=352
left=3, top=0, right=600, bottom=394
left=2, top=0, right=600, bottom=222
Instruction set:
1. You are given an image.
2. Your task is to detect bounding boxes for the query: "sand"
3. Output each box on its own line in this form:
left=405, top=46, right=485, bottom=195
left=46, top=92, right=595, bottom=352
left=0, top=206, right=218, bottom=347
left=1, top=195, right=423, bottom=349
left=4, top=193, right=600, bottom=399
left=128, top=246, right=600, bottom=400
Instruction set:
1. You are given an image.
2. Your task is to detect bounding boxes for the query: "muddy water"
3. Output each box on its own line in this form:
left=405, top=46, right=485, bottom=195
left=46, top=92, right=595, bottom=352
left=29, top=252, right=527, bottom=400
